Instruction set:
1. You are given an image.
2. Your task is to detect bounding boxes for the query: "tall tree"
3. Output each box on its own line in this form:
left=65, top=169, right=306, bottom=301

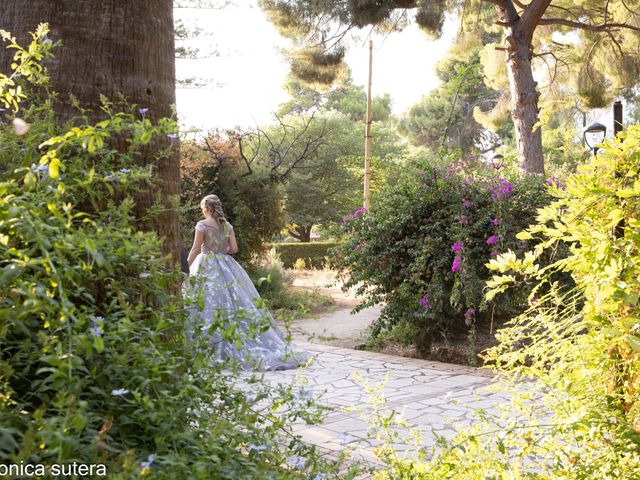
left=260, top=0, right=640, bottom=175
left=0, top=1, right=180, bottom=258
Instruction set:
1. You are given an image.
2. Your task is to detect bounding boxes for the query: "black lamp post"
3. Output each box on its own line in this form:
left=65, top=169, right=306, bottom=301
left=583, top=122, right=607, bottom=156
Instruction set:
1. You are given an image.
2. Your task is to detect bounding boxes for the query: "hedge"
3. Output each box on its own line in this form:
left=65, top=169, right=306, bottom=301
left=271, top=242, right=339, bottom=269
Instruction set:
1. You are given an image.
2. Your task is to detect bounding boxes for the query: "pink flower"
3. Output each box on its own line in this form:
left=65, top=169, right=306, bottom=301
left=451, top=242, right=463, bottom=253
left=452, top=257, right=461, bottom=273
left=486, top=235, right=499, bottom=245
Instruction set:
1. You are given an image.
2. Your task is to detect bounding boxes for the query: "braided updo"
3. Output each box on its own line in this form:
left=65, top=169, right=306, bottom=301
left=200, top=194, right=227, bottom=224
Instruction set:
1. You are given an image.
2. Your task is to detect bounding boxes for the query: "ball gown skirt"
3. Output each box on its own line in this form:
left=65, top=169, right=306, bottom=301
left=184, top=250, right=311, bottom=371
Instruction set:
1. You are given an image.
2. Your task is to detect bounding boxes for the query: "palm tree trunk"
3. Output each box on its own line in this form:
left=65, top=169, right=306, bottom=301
left=0, top=0, right=180, bottom=261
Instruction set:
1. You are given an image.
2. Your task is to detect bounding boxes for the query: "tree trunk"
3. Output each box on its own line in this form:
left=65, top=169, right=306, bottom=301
left=291, top=225, right=312, bottom=242
left=0, top=1, right=180, bottom=261
left=505, top=32, right=545, bottom=175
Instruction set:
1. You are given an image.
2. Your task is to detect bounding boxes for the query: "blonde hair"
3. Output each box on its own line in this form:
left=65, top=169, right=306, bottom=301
left=200, top=194, right=227, bottom=224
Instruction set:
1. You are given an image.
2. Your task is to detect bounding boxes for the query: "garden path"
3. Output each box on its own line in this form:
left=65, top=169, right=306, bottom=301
left=269, top=272, right=507, bottom=471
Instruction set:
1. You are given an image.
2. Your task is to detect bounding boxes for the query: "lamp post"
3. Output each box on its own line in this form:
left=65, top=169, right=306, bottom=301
left=583, top=122, right=607, bottom=156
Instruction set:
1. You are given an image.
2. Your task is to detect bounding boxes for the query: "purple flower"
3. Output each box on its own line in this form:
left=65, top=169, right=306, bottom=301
left=491, top=218, right=502, bottom=227
left=452, top=257, right=461, bottom=273
left=490, top=178, right=513, bottom=201
left=462, top=199, right=473, bottom=209
left=419, top=293, right=431, bottom=310
left=530, top=298, right=538, bottom=304
left=138, top=107, right=149, bottom=117
left=451, top=242, right=463, bottom=254
left=464, top=308, right=476, bottom=326
left=418, top=169, right=425, bottom=178
left=458, top=214, right=468, bottom=225
left=355, top=242, right=365, bottom=250
left=547, top=176, right=565, bottom=189
left=490, top=250, right=499, bottom=257
left=486, top=235, right=499, bottom=246
left=341, top=207, right=367, bottom=224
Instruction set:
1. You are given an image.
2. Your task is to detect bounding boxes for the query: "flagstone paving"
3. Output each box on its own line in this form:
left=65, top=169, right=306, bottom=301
left=264, top=341, right=507, bottom=469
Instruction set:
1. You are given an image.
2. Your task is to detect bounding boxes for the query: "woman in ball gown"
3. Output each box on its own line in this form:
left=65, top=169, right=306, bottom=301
left=184, top=194, right=311, bottom=370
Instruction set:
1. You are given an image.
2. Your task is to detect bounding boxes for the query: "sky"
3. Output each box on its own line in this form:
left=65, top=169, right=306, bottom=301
left=175, top=1, right=457, bottom=133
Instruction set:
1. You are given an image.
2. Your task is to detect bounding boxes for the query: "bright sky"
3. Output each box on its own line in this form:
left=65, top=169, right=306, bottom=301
left=175, top=1, right=457, bottom=132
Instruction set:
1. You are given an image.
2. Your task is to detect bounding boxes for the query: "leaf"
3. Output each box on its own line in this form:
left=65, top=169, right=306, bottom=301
left=0, top=264, right=23, bottom=288
left=625, top=335, right=640, bottom=353
left=48, top=156, right=61, bottom=179
left=516, top=231, right=533, bottom=240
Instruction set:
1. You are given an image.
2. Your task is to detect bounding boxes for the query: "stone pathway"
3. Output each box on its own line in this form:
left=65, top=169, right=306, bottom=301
left=270, top=271, right=509, bottom=472
left=264, top=342, right=506, bottom=469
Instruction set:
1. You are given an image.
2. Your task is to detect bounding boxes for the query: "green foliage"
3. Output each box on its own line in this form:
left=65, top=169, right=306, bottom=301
left=370, top=127, right=640, bottom=478
left=180, top=132, right=284, bottom=263
left=401, top=49, right=508, bottom=157
left=272, top=242, right=338, bottom=269
left=246, top=253, right=334, bottom=317
left=0, top=29, right=347, bottom=479
left=331, top=155, right=554, bottom=355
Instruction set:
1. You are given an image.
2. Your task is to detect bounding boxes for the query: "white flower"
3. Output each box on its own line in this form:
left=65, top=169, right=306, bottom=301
left=166, top=133, right=178, bottom=139
left=287, top=456, right=307, bottom=469
left=138, top=272, right=151, bottom=278
left=248, top=443, right=268, bottom=452
left=141, top=454, right=156, bottom=468
left=138, top=108, right=149, bottom=117
left=90, top=325, right=103, bottom=337
left=12, top=118, right=30, bottom=136
left=111, top=388, right=129, bottom=396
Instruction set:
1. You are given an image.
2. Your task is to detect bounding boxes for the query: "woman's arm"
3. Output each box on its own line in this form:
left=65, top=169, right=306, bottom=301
left=227, top=229, right=239, bottom=255
left=187, top=228, right=204, bottom=267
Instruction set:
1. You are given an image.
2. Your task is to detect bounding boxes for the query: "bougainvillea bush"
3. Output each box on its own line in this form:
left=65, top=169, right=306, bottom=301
left=332, top=156, right=557, bottom=356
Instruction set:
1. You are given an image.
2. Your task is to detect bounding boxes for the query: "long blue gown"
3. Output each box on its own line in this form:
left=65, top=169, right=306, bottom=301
left=183, top=220, right=311, bottom=370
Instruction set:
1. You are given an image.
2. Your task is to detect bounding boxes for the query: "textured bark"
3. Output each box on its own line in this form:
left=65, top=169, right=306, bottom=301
left=0, top=1, right=180, bottom=260
left=505, top=33, right=545, bottom=175
left=494, top=0, right=548, bottom=175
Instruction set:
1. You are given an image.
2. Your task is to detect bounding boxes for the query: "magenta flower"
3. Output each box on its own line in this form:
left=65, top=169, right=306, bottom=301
left=419, top=293, right=431, bottom=310
left=458, top=214, right=468, bottom=225
left=486, top=235, right=499, bottom=245
left=341, top=207, right=367, bottom=224
left=452, top=257, right=461, bottom=273
left=451, top=242, right=463, bottom=253
left=491, top=218, right=502, bottom=227
left=462, top=199, right=473, bottom=209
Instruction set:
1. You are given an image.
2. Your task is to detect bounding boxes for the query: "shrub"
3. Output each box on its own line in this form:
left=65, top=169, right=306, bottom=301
left=271, top=242, right=338, bottom=269
left=0, top=28, right=347, bottom=480
left=331, top=156, right=556, bottom=355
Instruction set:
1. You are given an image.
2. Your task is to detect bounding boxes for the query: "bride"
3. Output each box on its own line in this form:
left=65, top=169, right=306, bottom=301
left=184, top=194, right=310, bottom=370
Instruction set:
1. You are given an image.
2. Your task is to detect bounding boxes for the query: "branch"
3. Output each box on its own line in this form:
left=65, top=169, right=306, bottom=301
left=538, top=18, right=640, bottom=33
left=518, top=0, right=552, bottom=37
left=488, top=0, right=521, bottom=24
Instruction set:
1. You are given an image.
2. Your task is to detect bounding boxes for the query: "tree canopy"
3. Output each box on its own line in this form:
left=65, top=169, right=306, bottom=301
left=260, top=0, right=640, bottom=174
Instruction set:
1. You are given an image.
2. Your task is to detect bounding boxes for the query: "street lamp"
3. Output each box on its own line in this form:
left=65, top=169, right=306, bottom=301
left=583, top=122, right=607, bottom=156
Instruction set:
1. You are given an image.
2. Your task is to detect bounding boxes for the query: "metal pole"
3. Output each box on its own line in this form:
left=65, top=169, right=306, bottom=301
left=614, top=100, right=623, bottom=138
left=364, top=40, right=373, bottom=210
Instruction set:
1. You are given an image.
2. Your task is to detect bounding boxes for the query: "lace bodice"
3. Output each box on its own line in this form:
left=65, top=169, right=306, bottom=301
left=196, top=220, right=233, bottom=254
